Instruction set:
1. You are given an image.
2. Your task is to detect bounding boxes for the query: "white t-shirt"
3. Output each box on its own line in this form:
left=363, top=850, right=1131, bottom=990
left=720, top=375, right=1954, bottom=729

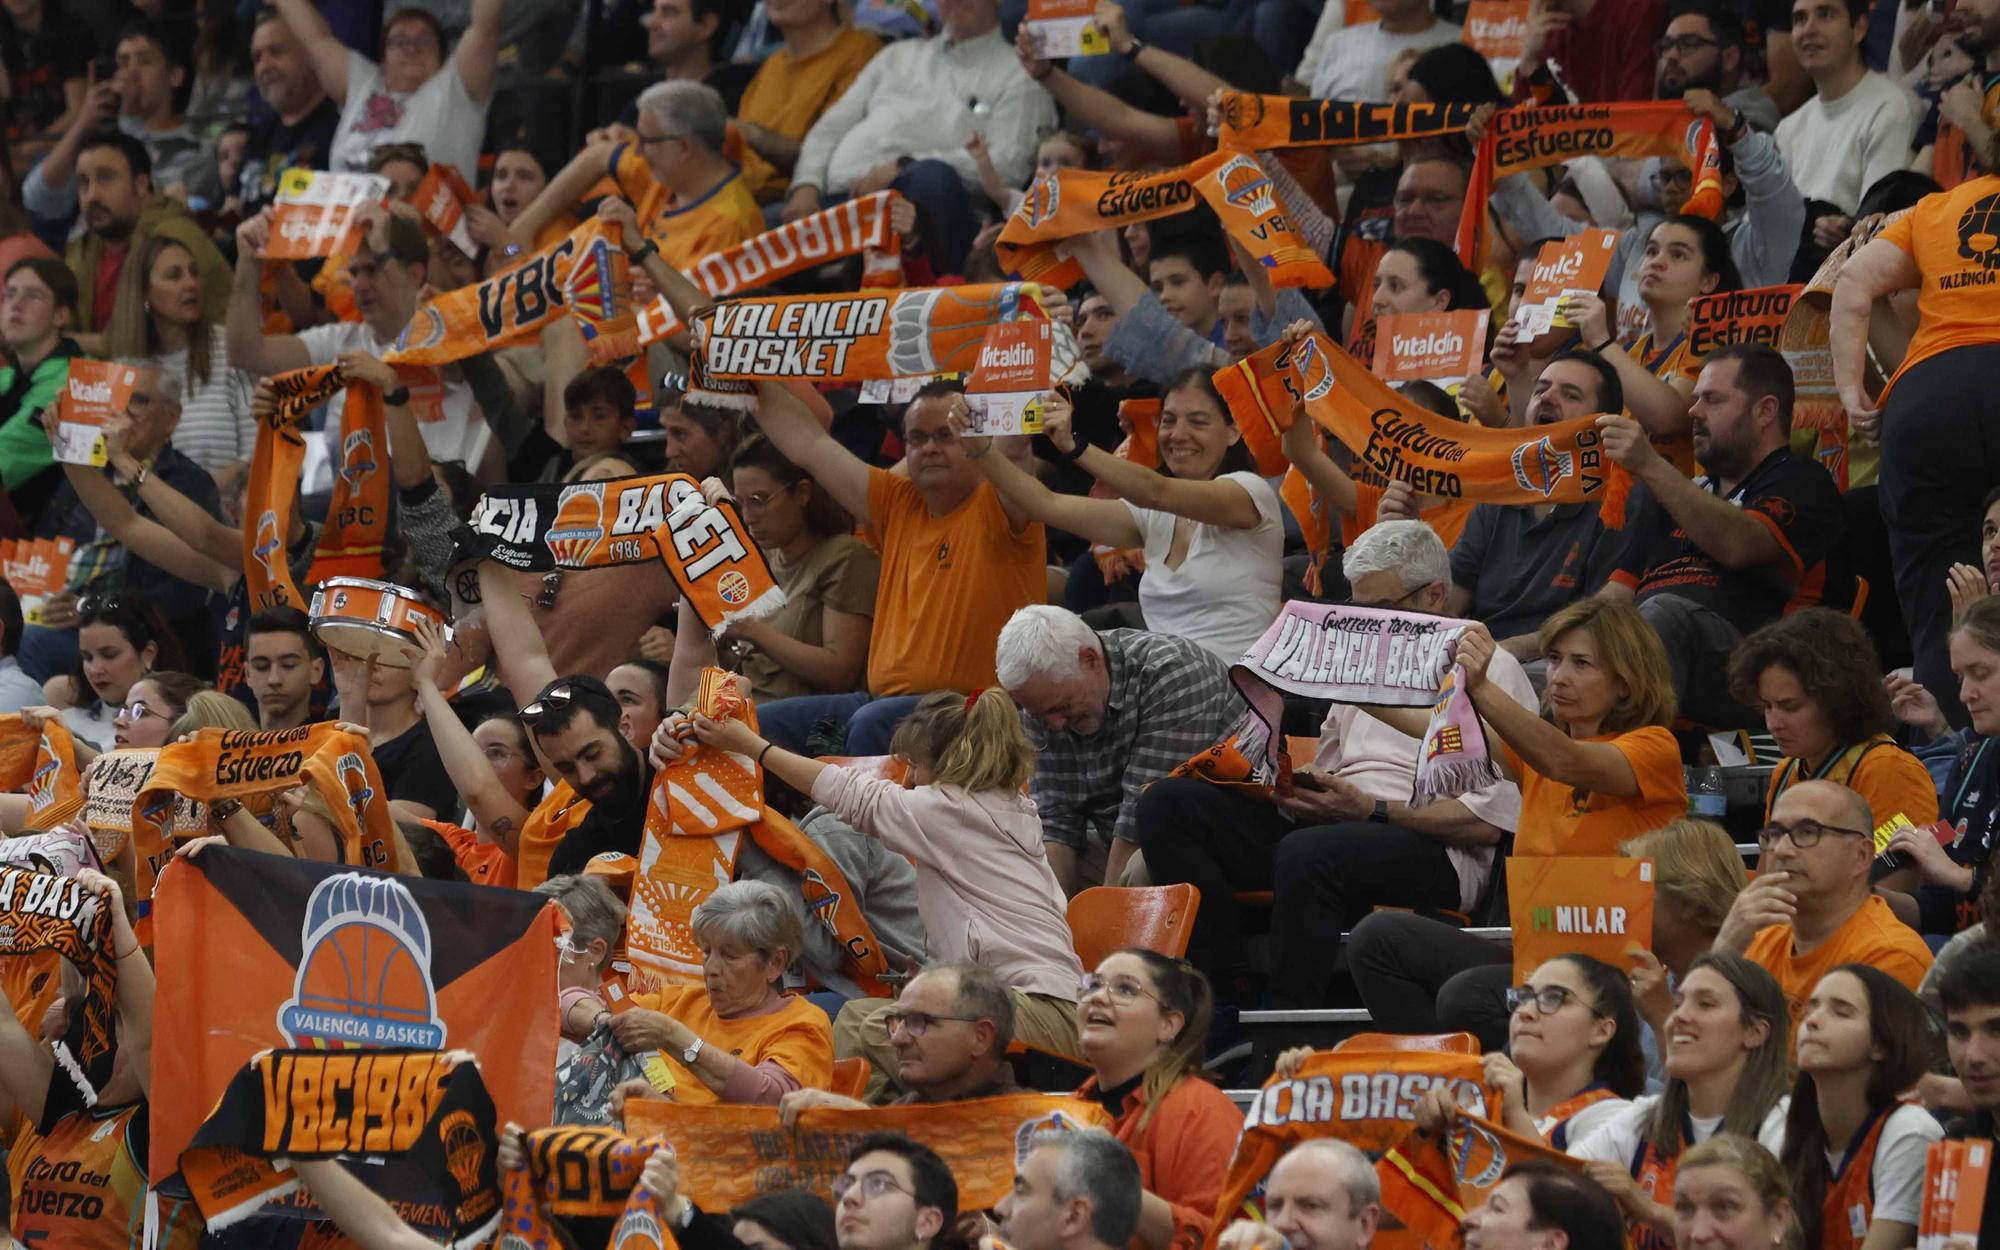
left=296, top=321, right=490, bottom=482
left=1831, top=1102, right=1943, bottom=1230
left=1308, top=20, right=1465, bottom=103
left=1773, top=70, right=1920, bottom=214
left=1123, top=470, right=1283, bottom=662
left=161, top=336, right=256, bottom=472
left=1569, top=1093, right=1790, bottom=1168
left=329, top=54, right=488, bottom=179
left=1538, top=1093, right=1633, bottom=1150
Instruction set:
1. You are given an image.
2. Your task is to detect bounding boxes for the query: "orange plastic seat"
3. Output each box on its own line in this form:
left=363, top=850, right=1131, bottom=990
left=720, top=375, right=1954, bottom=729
left=1067, top=884, right=1199, bottom=971
left=829, top=1057, right=871, bottom=1099
left=1333, top=1031, right=1480, bottom=1054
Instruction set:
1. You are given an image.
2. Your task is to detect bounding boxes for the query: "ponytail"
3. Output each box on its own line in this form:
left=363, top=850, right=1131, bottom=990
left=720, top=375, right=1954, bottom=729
left=1112, top=947, right=1214, bottom=1130
left=887, top=689, right=1037, bottom=793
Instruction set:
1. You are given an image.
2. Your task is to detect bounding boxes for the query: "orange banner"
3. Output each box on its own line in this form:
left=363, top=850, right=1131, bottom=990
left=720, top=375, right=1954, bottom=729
left=625, top=1095, right=1113, bottom=1210
left=0, top=537, right=76, bottom=627
left=0, top=714, right=83, bottom=834
left=1463, top=0, right=1529, bottom=63
left=996, top=151, right=1333, bottom=290
left=266, top=170, right=391, bottom=260
left=1376, top=1108, right=1587, bottom=1248
left=965, top=319, right=1053, bottom=435
left=1921, top=1139, right=1992, bottom=1244
left=1214, top=96, right=1476, bottom=153
left=1505, top=856, right=1654, bottom=981
left=1512, top=228, right=1620, bottom=337
left=1457, top=103, right=1723, bottom=268
left=1686, top=284, right=1803, bottom=361
left=52, top=359, right=143, bottom=467
left=1373, top=310, right=1489, bottom=382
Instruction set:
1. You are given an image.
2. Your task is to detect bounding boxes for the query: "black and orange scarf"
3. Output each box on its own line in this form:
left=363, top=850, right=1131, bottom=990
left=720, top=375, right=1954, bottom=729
left=243, top=365, right=389, bottom=612
left=0, top=867, right=118, bottom=1126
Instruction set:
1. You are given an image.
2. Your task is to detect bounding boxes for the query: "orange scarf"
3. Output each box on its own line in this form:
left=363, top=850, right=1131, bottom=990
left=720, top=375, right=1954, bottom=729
left=1685, top=284, right=1802, bottom=362
left=387, top=217, right=633, bottom=367
left=130, top=725, right=396, bottom=919
left=1214, top=94, right=1476, bottom=151
left=243, top=365, right=390, bottom=611
left=1375, top=1108, right=1586, bottom=1247
left=0, top=714, right=84, bottom=828
left=516, top=781, right=588, bottom=890
left=1215, top=332, right=1630, bottom=524
left=624, top=1095, right=1112, bottom=1211
left=1456, top=102, right=1724, bottom=269
left=996, top=151, right=1332, bottom=290
left=631, top=670, right=895, bottom=997
left=692, top=282, right=1084, bottom=388
left=497, top=1125, right=680, bottom=1250
left=591, top=192, right=906, bottom=359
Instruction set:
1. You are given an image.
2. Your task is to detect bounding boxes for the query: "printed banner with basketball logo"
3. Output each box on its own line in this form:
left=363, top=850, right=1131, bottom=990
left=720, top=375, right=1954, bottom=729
left=178, top=1048, right=502, bottom=1248
left=467, top=473, right=782, bottom=632
left=1512, top=228, right=1620, bottom=337
left=0, top=867, right=117, bottom=1125
left=1375, top=1108, right=1586, bottom=1247
left=996, top=152, right=1332, bottom=290
left=52, top=359, right=144, bottom=467
left=1213, top=1049, right=1497, bottom=1225
left=1373, top=310, right=1489, bottom=383
left=693, top=282, right=1086, bottom=388
left=265, top=170, right=392, bottom=260
left=1505, top=856, right=1654, bottom=980
left=1213, top=96, right=1477, bottom=152
left=590, top=192, right=906, bottom=358
left=0, top=713, right=84, bottom=828
left=625, top=1095, right=1113, bottom=1210
left=127, top=725, right=397, bottom=917
left=964, top=318, right=1052, bottom=435
left=149, top=845, right=561, bottom=1229
left=1456, top=103, right=1724, bottom=268
left=407, top=164, right=478, bottom=257
left=386, top=216, right=633, bottom=367
left=1684, top=285, right=1803, bottom=361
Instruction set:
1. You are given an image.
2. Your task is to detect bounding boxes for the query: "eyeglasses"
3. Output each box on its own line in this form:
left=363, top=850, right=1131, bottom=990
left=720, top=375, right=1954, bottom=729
left=883, top=1009, right=979, bottom=1037
left=521, top=677, right=612, bottom=727
left=1654, top=34, right=1721, bottom=56
left=735, top=487, right=791, bottom=512
left=637, top=131, right=686, bottom=148
left=1078, top=973, right=1157, bottom=1006
left=832, top=1170, right=915, bottom=1205
left=1347, top=582, right=1435, bottom=610
left=1506, top=984, right=1604, bottom=1018
left=117, top=700, right=169, bottom=724
left=1755, top=818, right=1871, bottom=850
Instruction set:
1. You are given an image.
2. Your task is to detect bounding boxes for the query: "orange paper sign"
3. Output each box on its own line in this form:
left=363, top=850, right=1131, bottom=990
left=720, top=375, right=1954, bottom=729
left=1464, top=0, right=1529, bottom=62
left=54, top=360, right=144, bottom=466
left=406, top=163, right=477, bottom=256
left=266, top=170, right=391, bottom=260
left=966, top=319, right=1053, bottom=434
left=1373, top=309, right=1489, bottom=383
left=1514, top=228, right=1620, bottom=337
left=1024, top=0, right=1107, bottom=57
left=1921, top=1139, right=1991, bottom=1245
left=1506, top=856, right=1655, bottom=981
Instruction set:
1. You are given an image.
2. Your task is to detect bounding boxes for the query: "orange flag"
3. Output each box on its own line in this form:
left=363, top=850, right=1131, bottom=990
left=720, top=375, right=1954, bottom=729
left=1506, top=856, right=1654, bottom=980
left=0, top=715, right=84, bottom=828
left=1376, top=1109, right=1589, bottom=1248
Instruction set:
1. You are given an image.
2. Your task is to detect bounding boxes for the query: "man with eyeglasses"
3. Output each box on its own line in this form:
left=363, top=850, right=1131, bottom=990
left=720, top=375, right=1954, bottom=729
left=779, top=963, right=1020, bottom=1118
left=1139, top=521, right=1530, bottom=1010
left=833, top=1133, right=957, bottom=1250
left=998, top=1129, right=1143, bottom=1250
left=1654, top=1, right=1780, bottom=133
left=1714, top=779, right=1932, bottom=1024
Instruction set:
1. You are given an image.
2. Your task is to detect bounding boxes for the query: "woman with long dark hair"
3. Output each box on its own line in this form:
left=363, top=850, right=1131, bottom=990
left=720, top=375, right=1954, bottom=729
left=1780, top=965, right=1938, bottom=1250
left=41, top=596, right=184, bottom=750
left=105, top=232, right=254, bottom=472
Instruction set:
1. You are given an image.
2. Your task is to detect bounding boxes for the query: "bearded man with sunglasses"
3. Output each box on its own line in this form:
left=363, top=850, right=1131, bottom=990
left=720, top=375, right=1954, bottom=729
left=520, top=674, right=655, bottom=879
left=1715, top=779, right=1933, bottom=1024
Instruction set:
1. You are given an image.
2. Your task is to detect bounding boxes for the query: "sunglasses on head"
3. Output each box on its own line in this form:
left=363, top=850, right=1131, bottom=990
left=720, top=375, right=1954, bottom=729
left=520, top=677, right=615, bottom=728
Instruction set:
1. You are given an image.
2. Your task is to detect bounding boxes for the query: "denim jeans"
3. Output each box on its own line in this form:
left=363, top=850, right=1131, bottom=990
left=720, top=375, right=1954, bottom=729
left=755, top=693, right=926, bottom=757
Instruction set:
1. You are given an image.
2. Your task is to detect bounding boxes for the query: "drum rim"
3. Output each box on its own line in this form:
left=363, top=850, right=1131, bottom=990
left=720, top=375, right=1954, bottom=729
left=317, top=575, right=408, bottom=593
left=309, top=620, right=430, bottom=667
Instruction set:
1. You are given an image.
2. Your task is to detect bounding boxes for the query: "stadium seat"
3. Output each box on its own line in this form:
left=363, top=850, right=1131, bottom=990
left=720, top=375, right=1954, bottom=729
left=830, top=1057, right=872, bottom=1099
left=1067, top=884, right=1199, bottom=970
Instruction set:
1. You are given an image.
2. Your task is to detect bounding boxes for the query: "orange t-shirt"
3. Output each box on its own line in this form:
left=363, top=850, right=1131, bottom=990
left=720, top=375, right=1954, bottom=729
left=607, top=143, right=764, bottom=274
left=865, top=469, right=1046, bottom=695
left=4, top=1104, right=200, bottom=1249
left=736, top=27, right=882, bottom=201
left=427, top=818, right=519, bottom=889
left=1634, top=329, right=1697, bottom=475
left=1742, top=895, right=1933, bottom=1028
left=1878, top=175, right=2000, bottom=400
left=627, top=984, right=834, bottom=1105
left=1506, top=724, right=1688, bottom=858
left=515, top=781, right=589, bottom=890
left=1083, top=1075, right=1243, bottom=1250
left=1760, top=737, right=1940, bottom=829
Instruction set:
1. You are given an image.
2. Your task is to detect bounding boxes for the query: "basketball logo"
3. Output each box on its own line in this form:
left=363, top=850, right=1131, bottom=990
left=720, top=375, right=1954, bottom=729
left=547, top=484, right=607, bottom=565
left=253, top=510, right=285, bottom=583
left=717, top=570, right=751, bottom=605
left=1958, top=194, right=2000, bottom=270
left=441, top=1109, right=486, bottom=1196
left=1448, top=1118, right=1508, bottom=1188
left=1293, top=336, right=1334, bottom=402
left=800, top=868, right=844, bottom=936
left=340, top=429, right=378, bottom=489
left=278, top=872, right=447, bottom=1049
left=1510, top=436, right=1573, bottom=498
left=1013, top=1109, right=1091, bottom=1167
left=396, top=306, right=448, bottom=354
left=336, top=751, right=375, bottom=818
left=613, top=1208, right=667, bottom=1250
left=887, top=284, right=1022, bottom=376
left=1215, top=155, right=1276, bottom=218
left=1220, top=92, right=1266, bottom=135
left=1021, top=175, right=1061, bottom=229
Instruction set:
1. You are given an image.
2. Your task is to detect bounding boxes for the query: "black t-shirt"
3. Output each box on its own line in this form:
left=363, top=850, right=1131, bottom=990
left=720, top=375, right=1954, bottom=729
left=372, top=716, right=459, bottom=819
left=545, top=754, right=655, bottom=877
left=1613, top=446, right=1845, bottom=634
left=0, top=17, right=89, bottom=140
left=236, top=98, right=341, bottom=213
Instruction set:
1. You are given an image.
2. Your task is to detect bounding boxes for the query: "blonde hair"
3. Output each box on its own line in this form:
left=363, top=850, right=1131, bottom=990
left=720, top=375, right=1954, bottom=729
left=1678, top=1134, right=1796, bottom=1249
left=888, top=688, right=1036, bottom=793
left=1537, top=598, right=1677, bottom=732
left=105, top=233, right=216, bottom=390
left=1619, top=819, right=1748, bottom=938
left=168, top=690, right=256, bottom=740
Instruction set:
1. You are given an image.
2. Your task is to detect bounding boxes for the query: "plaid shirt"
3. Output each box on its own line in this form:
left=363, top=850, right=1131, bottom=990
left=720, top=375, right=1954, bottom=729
left=1026, top=629, right=1241, bottom=849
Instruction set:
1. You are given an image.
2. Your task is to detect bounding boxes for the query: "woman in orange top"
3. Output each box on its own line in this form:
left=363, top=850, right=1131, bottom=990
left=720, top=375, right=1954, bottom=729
left=1780, top=966, right=1940, bottom=1250
left=1727, top=608, right=1938, bottom=830
left=608, top=880, right=834, bottom=1105
left=1075, top=949, right=1241, bottom=1250
left=1831, top=164, right=2000, bottom=727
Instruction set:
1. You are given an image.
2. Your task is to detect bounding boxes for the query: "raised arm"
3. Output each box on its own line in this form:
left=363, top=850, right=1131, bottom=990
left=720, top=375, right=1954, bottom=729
left=749, top=380, right=872, bottom=522
left=1039, top=383, right=1261, bottom=527
left=104, top=414, right=244, bottom=571
left=1016, top=28, right=1181, bottom=167
left=452, top=0, right=505, bottom=105
left=949, top=396, right=1144, bottom=549
left=511, top=142, right=616, bottom=254
left=335, top=354, right=433, bottom=489
left=539, top=316, right=587, bottom=449
left=87, top=870, right=152, bottom=1099
left=55, top=460, right=236, bottom=593
left=1598, top=415, right=1782, bottom=571
left=405, top=618, right=532, bottom=855
left=1456, top=624, right=1644, bottom=797
left=290, top=1159, right=440, bottom=1250
left=1565, top=295, right=1692, bottom=440
left=270, top=0, right=353, bottom=104
left=229, top=212, right=315, bottom=377
left=477, top=562, right=560, bottom=706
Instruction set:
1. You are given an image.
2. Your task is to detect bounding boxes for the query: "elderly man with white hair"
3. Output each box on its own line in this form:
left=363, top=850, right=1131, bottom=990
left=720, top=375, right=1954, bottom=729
left=516, top=78, right=762, bottom=274
left=1136, top=520, right=1533, bottom=1009
left=996, top=605, right=1239, bottom=893
left=1216, top=1140, right=1381, bottom=1250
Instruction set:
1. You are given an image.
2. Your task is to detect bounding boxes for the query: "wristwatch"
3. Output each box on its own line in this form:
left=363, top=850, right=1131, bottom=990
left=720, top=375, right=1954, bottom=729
left=632, top=239, right=660, bottom=267
left=210, top=797, right=243, bottom=821
left=1368, top=799, right=1390, bottom=824
left=382, top=384, right=411, bottom=407
left=682, top=1036, right=704, bottom=1064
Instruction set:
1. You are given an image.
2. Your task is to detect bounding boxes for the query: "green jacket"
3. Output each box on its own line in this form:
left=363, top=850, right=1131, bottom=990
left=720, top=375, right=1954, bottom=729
left=66, top=195, right=231, bottom=331
left=0, top=338, right=78, bottom=491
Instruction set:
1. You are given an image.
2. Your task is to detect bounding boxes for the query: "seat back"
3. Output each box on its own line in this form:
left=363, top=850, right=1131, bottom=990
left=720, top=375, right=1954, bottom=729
left=1333, top=1031, right=1481, bottom=1055
left=1066, top=884, right=1199, bottom=971
left=829, top=1057, right=872, bottom=1099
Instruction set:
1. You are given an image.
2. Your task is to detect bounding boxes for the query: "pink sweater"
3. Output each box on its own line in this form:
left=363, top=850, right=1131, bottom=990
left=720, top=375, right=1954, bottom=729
left=812, top=767, right=1082, bottom=1001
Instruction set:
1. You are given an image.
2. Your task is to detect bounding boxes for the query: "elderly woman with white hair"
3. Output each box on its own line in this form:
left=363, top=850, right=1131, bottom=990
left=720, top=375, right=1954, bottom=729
left=1134, top=520, right=1535, bottom=1010
left=605, top=879, right=835, bottom=1104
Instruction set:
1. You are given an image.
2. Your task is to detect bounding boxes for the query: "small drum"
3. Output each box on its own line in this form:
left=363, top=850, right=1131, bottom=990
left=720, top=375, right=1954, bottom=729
left=309, top=577, right=445, bottom=667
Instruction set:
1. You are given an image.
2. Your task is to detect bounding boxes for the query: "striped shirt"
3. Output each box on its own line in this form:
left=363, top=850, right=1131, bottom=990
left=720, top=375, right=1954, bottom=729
left=160, top=336, right=255, bottom=471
